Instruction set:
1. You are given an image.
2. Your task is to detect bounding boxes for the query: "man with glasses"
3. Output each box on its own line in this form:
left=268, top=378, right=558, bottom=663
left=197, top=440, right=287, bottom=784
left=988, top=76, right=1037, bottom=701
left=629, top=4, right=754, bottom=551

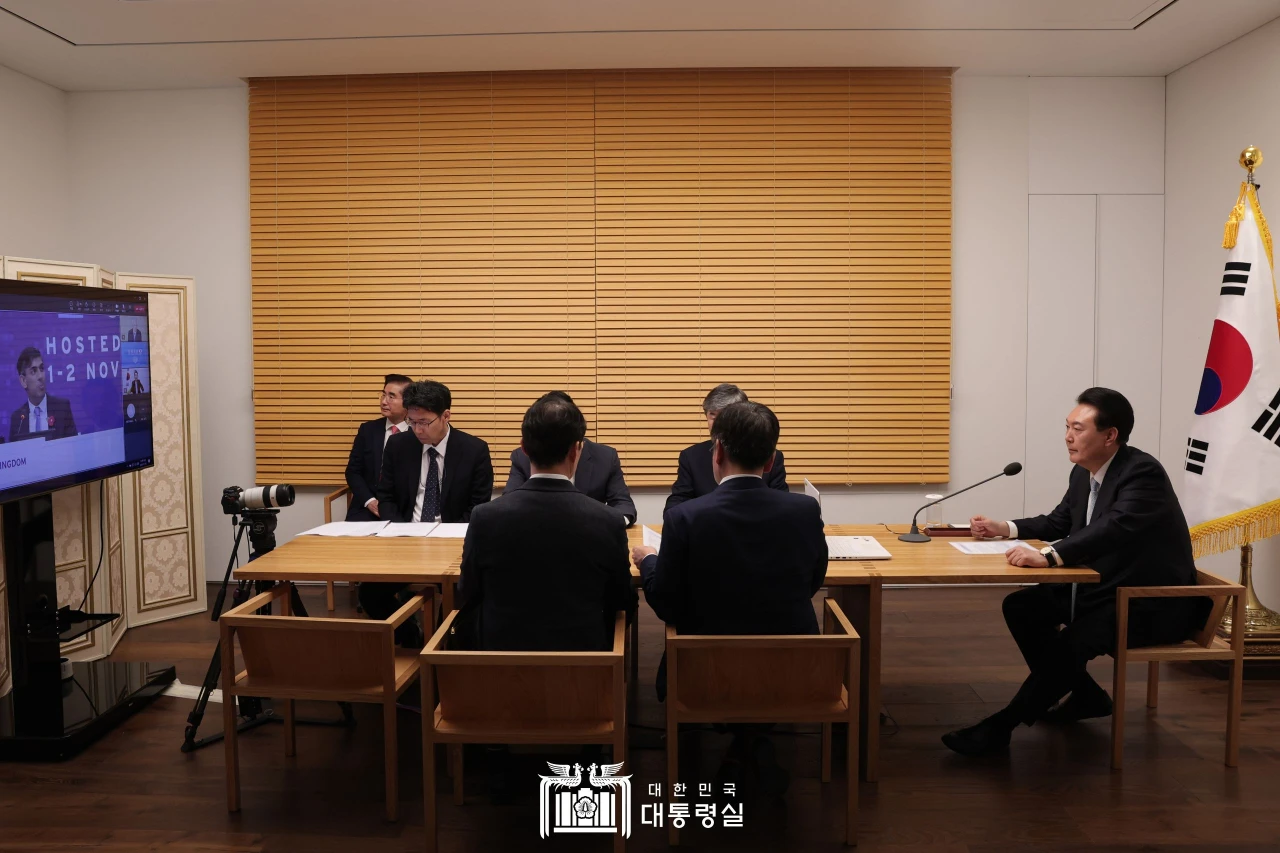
left=342, top=372, right=412, bottom=521
left=10, top=346, right=77, bottom=442
left=665, top=383, right=788, bottom=513
left=362, top=379, right=494, bottom=644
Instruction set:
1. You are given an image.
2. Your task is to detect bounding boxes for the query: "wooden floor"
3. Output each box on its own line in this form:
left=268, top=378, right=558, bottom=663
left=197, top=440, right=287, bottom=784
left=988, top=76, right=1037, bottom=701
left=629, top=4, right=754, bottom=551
left=4, top=584, right=1280, bottom=852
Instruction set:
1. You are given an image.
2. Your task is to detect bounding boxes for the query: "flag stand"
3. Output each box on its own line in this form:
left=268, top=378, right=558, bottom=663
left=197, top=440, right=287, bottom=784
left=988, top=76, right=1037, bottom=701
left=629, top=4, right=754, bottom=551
left=1218, top=544, right=1280, bottom=649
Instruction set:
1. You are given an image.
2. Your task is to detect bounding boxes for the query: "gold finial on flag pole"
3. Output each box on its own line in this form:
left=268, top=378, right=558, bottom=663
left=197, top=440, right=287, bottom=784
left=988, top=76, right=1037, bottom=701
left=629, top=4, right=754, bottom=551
left=1240, top=146, right=1263, bottom=184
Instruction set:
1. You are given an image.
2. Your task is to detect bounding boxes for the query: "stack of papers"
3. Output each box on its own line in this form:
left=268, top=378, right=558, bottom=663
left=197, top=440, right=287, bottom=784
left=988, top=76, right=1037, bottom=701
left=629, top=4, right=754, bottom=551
left=297, top=521, right=388, bottom=537
left=950, top=540, right=1038, bottom=555
left=297, top=521, right=471, bottom=539
left=642, top=525, right=662, bottom=551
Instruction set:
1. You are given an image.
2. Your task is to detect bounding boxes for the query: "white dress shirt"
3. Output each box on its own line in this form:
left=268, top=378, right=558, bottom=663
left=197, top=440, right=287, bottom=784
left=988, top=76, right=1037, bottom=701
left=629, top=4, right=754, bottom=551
left=718, top=473, right=763, bottom=484
left=412, top=426, right=451, bottom=522
left=27, top=396, right=48, bottom=432
left=529, top=472, right=572, bottom=481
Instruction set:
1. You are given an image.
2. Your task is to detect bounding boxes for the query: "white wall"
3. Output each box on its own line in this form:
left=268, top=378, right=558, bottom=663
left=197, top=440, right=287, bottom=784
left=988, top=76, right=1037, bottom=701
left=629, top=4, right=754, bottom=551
left=0, top=65, right=70, bottom=260
left=65, top=88, right=255, bottom=574
left=1166, top=15, right=1280, bottom=603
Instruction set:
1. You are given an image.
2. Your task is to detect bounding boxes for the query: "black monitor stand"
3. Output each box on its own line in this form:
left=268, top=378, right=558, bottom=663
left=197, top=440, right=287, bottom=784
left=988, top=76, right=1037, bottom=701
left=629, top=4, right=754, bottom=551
left=0, top=492, right=175, bottom=761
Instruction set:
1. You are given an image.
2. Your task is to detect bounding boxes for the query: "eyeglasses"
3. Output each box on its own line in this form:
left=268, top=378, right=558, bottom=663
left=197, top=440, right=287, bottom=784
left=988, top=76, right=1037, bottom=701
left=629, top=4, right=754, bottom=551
left=407, top=415, right=441, bottom=430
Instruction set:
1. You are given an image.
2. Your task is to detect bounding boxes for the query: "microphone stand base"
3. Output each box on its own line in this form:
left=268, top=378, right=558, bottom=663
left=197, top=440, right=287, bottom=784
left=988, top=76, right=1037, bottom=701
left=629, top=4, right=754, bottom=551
left=897, top=532, right=932, bottom=543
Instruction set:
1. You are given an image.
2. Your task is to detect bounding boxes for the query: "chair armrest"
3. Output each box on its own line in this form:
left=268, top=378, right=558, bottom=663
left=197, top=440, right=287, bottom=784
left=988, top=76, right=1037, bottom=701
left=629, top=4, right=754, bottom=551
left=220, top=586, right=284, bottom=620
left=387, top=593, right=428, bottom=629
left=423, top=610, right=460, bottom=655
left=323, top=485, right=352, bottom=524
left=611, top=611, right=627, bottom=655
left=822, top=597, right=859, bottom=639
left=1118, top=583, right=1244, bottom=601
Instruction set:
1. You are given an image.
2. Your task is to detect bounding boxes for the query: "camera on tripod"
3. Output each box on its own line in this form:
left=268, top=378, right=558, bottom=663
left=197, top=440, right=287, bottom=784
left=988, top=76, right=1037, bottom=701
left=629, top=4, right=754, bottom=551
left=221, top=484, right=295, bottom=514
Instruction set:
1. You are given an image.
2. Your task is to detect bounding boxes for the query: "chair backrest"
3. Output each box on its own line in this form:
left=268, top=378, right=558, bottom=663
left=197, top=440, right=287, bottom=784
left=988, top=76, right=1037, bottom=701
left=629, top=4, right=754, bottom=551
left=1190, top=569, right=1236, bottom=649
left=424, top=612, right=625, bottom=728
left=668, top=598, right=859, bottom=714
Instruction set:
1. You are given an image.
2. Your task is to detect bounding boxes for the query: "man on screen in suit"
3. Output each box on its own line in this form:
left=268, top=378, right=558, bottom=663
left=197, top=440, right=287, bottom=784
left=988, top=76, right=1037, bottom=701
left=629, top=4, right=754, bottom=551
left=458, top=392, right=636, bottom=652
left=942, top=387, right=1208, bottom=757
left=665, top=383, right=788, bottom=513
left=633, top=401, right=826, bottom=794
left=342, top=373, right=412, bottom=522
left=503, top=390, right=637, bottom=526
left=362, top=379, right=494, bottom=643
left=10, top=347, right=77, bottom=442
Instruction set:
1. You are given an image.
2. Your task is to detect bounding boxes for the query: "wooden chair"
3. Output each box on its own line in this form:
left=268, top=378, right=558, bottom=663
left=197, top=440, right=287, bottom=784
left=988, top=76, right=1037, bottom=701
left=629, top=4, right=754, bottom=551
left=1111, top=569, right=1245, bottom=770
left=323, top=484, right=355, bottom=611
left=665, top=598, right=860, bottom=846
left=220, top=582, right=434, bottom=821
left=420, top=611, right=628, bottom=853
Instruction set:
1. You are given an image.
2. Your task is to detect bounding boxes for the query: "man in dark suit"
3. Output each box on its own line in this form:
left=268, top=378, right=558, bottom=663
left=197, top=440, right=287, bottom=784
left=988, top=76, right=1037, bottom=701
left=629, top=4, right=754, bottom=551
left=458, top=392, right=636, bottom=652
left=665, top=383, right=788, bottom=513
left=503, top=390, right=637, bottom=526
left=943, top=387, right=1207, bottom=756
left=342, top=373, right=412, bottom=521
left=362, top=379, right=494, bottom=643
left=634, top=401, right=826, bottom=794
left=10, top=347, right=77, bottom=442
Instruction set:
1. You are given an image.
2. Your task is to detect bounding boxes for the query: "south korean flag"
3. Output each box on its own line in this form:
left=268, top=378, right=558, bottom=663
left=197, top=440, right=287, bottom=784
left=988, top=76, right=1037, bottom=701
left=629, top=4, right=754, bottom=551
left=1184, top=182, right=1280, bottom=557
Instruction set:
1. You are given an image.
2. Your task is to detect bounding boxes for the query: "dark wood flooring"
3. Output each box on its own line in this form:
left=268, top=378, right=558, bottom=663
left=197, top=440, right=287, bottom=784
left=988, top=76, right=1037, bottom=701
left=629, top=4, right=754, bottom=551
left=3, top=584, right=1279, bottom=852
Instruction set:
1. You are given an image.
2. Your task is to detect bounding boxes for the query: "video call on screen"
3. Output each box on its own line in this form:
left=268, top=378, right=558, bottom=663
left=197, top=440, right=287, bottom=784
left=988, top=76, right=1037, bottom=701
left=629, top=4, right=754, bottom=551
left=0, top=287, right=154, bottom=499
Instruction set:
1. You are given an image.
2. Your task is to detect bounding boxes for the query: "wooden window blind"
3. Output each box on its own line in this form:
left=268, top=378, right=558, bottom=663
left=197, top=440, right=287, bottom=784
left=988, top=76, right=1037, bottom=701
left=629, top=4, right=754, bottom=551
left=249, top=69, right=951, bottom=487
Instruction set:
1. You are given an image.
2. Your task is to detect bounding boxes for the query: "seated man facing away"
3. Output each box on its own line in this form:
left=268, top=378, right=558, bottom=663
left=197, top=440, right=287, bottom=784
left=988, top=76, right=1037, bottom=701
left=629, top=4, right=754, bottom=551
left=342, top=372, right=411, bottom=521
left=943, top=387, right=1207, bottom=756
left=502, top=390, right=637, bottom=527
left=665, top=383, right=789, bottom=513
left=633, top=401, right=827, bottom=794
left=361, top=379, right=494, bottom=645
left=457, top=392, right=637, bottom=651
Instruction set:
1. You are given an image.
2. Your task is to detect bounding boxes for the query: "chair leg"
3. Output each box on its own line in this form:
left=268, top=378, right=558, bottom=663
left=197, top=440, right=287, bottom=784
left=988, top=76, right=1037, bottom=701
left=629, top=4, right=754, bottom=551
left=423, top=732, right=438, bottom=853
left=452, top=745, right=465, bottom=805
left=1146, top=661, right=1159, bottom=709
left=224, top=693, right=241, bottom=813
left=667, top=718, right=679, bottom=846
left=821, top=723, right=832, bottom=783
left=1111, top=651, right=1128, bottom=771
left=383, top=700, right=399, bottom=822
left=284, top=699, right=296, bottom=757
left=326, top=581, right=335, bottom=612
left=1227, top=647, right=1244, bottom=767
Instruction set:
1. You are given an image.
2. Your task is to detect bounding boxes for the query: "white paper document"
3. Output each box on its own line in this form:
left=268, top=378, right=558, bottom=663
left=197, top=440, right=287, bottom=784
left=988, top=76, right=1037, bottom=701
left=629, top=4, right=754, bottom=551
left=427, top=523, right=469, bottom=538
left=950, top=540, right=1038, bottom=555
left=297, top=521, right=388, bottom=537
left=804, top=478, right=821, bottom=505
left=374, top=522, right=440, bottom=538
left=826, top=536, right=892, bottom=561
left=642, top=525, right=662, bottom=551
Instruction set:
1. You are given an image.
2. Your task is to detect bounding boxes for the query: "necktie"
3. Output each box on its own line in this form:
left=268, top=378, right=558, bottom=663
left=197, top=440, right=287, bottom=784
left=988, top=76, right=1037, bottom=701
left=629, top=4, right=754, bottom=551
left=34, top=405, right=43, bottom=432
left=421, top=447, right=440, bottom=522
left=390, top=424, right=399, bottom=434
left=1086, top=477, right=1100, bottom=525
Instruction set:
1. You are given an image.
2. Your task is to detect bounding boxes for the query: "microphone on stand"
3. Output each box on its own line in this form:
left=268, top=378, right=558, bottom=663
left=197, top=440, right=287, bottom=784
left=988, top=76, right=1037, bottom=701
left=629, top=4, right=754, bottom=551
left=898, top=462, right=1023, bottom=543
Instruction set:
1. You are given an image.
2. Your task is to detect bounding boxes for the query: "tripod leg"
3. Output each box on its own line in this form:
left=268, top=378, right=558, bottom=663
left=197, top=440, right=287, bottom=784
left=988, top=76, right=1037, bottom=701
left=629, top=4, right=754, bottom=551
left=181, top=642, right=223, bottom=752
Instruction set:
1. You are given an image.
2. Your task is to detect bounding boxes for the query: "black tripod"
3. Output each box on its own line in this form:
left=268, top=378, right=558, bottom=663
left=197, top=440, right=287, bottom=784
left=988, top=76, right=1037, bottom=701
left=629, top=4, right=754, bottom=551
left=180, top=510, right=352, bottom=752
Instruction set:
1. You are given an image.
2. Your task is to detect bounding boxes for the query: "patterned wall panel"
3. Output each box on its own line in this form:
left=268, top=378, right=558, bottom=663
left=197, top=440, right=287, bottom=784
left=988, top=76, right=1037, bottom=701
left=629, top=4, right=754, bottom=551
left=53, top=485, right=93, bottom=655
left=107, top=478, right=126, bottom=647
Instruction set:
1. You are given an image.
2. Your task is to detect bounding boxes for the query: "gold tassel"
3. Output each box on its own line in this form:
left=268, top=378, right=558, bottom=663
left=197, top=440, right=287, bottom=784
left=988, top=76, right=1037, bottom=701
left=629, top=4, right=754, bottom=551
left=1223, top=182, right=1248, bottom=249
left=1246, top=183, right=1275, bottom=271
left=1190, top=496, right=1280, bottom=559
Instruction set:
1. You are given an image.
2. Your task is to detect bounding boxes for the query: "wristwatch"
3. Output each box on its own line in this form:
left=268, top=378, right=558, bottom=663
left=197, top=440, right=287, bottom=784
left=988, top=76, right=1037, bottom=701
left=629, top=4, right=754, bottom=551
left=1039, top=546, right=1059, bottom=567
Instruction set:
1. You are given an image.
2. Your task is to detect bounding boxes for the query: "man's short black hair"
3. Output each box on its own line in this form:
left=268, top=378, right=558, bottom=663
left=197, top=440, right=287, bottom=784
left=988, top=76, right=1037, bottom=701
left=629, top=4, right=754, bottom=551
left=383, top=373, right=413, bottom=387
left=403, top=380, right=451, bottom=415
left=710, top=401, right=779, bottom=469
left=1077, top=387, right=1134, bottom=444
left=544, top=390, right=574, bottom=405
left=16, top=346, right=41, bottom=374
left=522, top=393, right=587, bottom=467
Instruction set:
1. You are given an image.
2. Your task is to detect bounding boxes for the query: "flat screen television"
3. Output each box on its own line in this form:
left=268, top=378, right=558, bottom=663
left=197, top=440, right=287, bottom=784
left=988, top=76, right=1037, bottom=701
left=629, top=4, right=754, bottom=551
left=0, top=278, right=154, bottom=504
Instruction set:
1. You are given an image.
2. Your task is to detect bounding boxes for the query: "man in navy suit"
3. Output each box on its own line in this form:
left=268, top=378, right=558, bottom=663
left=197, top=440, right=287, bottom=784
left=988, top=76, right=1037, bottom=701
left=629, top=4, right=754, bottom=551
left=342, top=373, right=412, bottom=521
left=943, top=388, right=1207, bottom=757
left=665, top=383, right=788, bottom=513
left=634, top=401, right=826, bottom=794
left=363, top=380, right=494, bottom=643
left=10, top=347, right=77, bottom=442
left=503, top=390, right=637, bottom=526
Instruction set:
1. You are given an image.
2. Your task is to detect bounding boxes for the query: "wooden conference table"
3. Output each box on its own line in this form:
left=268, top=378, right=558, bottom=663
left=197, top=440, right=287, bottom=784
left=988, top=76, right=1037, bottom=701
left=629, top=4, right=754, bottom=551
left=234, top=524, right=1098, bottom=783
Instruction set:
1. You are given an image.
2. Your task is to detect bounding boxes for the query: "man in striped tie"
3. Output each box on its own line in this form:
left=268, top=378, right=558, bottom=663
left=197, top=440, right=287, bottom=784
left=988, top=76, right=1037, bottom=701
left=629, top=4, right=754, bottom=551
left=943, top=388, right=1206, bottom=757
left=10, top=346, right=77, bottom=442
left=342, top=373, right=412, bottom=521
